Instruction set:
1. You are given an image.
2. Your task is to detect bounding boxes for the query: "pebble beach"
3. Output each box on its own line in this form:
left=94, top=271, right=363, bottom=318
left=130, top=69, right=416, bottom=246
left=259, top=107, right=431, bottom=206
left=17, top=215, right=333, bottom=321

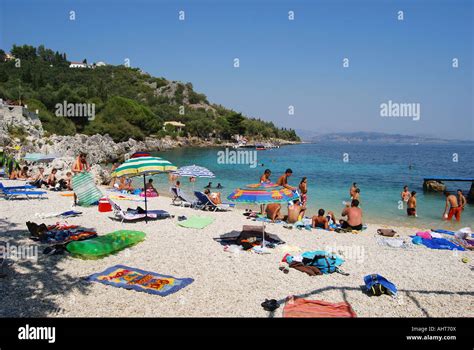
left=0, top=180, right=472, bottom=318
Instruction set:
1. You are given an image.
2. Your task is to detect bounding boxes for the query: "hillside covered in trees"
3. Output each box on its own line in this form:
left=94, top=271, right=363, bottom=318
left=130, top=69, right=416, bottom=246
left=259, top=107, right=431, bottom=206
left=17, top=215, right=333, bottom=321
left=0, top=45, right=300, bottom=143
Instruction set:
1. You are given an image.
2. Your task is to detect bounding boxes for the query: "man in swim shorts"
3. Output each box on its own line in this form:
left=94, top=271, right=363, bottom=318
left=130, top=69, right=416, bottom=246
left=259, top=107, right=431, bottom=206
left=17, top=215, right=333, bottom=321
left=312, top=209, right=329, bottom=229
left=277, top=169, right=296, bottom=191
left=401, top=185, right=411, bottom=204
left=444, top=191, right=461, bottom=222
left=287, top=199, right=306, bottom=224
left=340, top=199, right=363, bottom=230
left=407, top=191, right=417, bottom=216
left=457, top=189, right=466, bottom=211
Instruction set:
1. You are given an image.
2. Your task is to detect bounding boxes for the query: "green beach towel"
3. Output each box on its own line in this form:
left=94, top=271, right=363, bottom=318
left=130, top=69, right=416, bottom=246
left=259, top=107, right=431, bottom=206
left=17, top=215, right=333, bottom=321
left=178, top=216, right=214, bottom=229
left=72, top=171, right=102, bottom=206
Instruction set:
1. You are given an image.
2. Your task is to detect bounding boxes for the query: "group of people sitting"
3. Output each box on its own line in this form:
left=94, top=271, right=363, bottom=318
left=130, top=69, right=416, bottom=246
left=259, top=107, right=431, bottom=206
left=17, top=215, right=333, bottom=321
left=10, top=165, right=73, bottom=191
left=261, top=169, right=364, bottom=231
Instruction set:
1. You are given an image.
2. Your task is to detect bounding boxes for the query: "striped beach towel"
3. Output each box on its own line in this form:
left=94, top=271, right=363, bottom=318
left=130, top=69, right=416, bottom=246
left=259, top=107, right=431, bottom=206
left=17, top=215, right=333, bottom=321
left=283, top=296, right=357, bottom=318
left=72, top=172, right=102, bottom=207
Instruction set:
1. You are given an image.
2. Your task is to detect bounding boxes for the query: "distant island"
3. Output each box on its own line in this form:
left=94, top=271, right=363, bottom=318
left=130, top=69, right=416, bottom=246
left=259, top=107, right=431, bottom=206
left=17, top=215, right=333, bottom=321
left=298, top=131, right=473, bottom=145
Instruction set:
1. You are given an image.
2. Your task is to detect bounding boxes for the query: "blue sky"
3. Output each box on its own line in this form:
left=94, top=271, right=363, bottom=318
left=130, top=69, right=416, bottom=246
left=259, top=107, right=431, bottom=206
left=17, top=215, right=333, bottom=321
left=1, top=0, right=472, bottom=140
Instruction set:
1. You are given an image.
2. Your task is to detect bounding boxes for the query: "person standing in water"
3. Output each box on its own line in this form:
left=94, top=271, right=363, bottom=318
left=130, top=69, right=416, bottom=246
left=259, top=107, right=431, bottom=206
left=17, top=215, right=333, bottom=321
left=260, top=169, right=271, bottom=183
left=299, top=177, right=308, bottom=205
left=401, top=185, right=411, bottom=205
left=443, top=191, right=461, bottom=222
left=407, top=191, right=417, bottom=217
left=277, top=169, right=296, bottom=190
left=349, top=182, right=358, bottom=199
left=457, top=189, right=467, bottom=211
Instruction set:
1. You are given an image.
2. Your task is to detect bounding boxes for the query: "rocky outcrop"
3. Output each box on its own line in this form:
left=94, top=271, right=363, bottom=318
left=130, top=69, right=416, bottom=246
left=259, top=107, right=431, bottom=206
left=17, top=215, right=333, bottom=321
left=423, top=180, right=446, bottom=192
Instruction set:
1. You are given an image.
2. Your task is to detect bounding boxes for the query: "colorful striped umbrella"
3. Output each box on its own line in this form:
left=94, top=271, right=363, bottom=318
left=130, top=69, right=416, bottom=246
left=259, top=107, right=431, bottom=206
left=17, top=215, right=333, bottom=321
left=227, top=182, right=298, bottom=248
left=227, top=182, right=297, bottom=204
left=112, top=156, right=176, bottom=178
left=111, top=156, right=177, bottom=223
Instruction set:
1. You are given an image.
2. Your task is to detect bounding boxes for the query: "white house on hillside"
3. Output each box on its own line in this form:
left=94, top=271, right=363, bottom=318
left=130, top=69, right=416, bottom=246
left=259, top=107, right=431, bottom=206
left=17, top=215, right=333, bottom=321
left=69, top=61, right=89, bottom=68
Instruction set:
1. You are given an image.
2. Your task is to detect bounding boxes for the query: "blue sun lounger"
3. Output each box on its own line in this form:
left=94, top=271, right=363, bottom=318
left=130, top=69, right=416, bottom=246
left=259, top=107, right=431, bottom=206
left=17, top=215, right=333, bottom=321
left=1, top=188, right=47, bottom=200
left=0, top=182, right=35, bottom=191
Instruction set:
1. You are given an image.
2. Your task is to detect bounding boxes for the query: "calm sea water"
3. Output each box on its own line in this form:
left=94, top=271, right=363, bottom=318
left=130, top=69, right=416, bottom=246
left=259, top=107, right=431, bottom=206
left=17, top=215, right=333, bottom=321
left=147, top=143, right=473, bottom=229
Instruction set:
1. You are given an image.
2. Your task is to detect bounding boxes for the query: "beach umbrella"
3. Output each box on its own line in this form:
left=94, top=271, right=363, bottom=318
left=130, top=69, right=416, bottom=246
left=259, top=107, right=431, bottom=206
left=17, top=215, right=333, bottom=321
left=111, top=156, right=177, bottom=223
left=227, top=182, right=297, bottom=248
left=23, top=153, right=57, bottom=163
left=173, top=164, right=215, bottom=191
left=130, top=151, right=151, bottom=158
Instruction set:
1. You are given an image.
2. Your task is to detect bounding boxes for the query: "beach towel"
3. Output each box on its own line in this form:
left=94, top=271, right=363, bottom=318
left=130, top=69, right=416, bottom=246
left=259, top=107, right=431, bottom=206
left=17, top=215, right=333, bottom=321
left=215, top=230, right=285, bottom=246
left=376, top=237, right=413, bottom=249
left=410, top=236, right=465, bottom=251
left=87, top=265, right=193, bottom=296
left=72, top=172, right=102, bottom=206
left=34, top=210, right=82, bottom=219
left=431, top=229, right=455, bottom=236
left=177, top=216, right=214, bottom=229
left=67, top=230, right=146, bottom=258
left=60, top=193, right=75, bottom=197
left=416, top=231, right=432, bottom=239
left=283, top=296, right=356, bottom=318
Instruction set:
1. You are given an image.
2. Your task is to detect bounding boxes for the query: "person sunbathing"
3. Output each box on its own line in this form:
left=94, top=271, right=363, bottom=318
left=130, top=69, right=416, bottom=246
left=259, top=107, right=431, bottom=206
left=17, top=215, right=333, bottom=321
left=340, top=199, right=363, bottom=230
left=312, top=209, right=329, bottom=229
left=204, top=188, right=221, bottom=204
left=287, top=199, right=306, bottom=224
left=28, top=167, right=47, bottom=188
left=9, top=166, right=29, bottom=180
left=266, top=203, right=282, bottom=222
left=118, top=177, right=134, bottom=192
left=57, top=172, right=73, bottom=190
left=46, top=168, right=58, bottom=188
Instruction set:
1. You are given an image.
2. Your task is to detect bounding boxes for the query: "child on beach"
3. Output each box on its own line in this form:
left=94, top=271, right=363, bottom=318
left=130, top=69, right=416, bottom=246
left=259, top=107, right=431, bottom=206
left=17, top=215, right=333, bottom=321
left=299, top=177, right=308, bottom=205
left=260, top=169, right=271, bottom=183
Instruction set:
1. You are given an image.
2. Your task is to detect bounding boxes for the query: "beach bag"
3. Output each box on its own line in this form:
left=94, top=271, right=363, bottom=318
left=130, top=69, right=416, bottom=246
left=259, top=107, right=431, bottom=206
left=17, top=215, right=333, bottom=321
left=364, top=274, right=397, bottom=297
left=301, top=251, right=344, bottom=274
left=377, top=228, right=397, bottom=237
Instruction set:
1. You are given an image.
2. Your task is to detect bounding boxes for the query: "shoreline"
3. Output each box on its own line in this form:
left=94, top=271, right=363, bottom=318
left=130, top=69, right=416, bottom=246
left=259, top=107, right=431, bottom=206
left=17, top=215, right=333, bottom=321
left=1, top=180, right=472, bottom=317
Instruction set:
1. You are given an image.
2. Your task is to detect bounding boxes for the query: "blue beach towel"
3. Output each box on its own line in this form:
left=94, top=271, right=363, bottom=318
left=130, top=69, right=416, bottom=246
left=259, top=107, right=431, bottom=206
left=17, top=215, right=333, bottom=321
left=411, top=236, right=465, bottom=251
left=431, top=229, right=455, bottom=236
left=364, top=274, right=397, bottom=296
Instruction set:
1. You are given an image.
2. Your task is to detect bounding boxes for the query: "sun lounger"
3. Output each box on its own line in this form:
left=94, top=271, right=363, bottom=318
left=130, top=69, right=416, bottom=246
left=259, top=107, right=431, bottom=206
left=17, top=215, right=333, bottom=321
left=194, top=191, right=233, bottom=211
left=170, top=187, right=196, bottom=207
left=108, top=199, right=171, bottom=223
left=0, top=187, right=46, bottom=200
left=0, top=182, right=35, bottom=191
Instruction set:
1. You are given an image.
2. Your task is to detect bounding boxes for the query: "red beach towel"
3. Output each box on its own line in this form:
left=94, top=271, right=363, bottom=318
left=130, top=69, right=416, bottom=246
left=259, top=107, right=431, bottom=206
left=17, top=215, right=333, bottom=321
left=283, top=296, right=357, bottom=318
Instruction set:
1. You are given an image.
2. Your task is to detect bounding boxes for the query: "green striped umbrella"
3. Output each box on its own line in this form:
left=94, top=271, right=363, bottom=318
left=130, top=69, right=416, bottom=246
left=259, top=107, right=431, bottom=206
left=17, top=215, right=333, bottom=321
left=111, top=156, right=177, bottom=223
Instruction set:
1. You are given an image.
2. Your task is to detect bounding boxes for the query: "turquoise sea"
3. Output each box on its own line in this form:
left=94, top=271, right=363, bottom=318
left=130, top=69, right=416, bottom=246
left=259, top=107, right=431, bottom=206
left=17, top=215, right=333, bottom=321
left=146, top=143, right=473, bottom=229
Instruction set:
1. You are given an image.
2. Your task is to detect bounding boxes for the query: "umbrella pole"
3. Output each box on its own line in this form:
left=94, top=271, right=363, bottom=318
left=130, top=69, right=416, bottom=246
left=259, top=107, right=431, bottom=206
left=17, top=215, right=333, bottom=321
left=262, top=221, right=266, bottom=248
left=144, top=174, right=148, bottom=223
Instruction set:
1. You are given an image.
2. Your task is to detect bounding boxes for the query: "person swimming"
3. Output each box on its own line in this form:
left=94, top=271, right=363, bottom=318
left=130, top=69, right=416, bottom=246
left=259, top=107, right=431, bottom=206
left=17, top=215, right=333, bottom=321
left=349, top=182, right=358, bottom=199
left=204, top=182, right=212, bottom=189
